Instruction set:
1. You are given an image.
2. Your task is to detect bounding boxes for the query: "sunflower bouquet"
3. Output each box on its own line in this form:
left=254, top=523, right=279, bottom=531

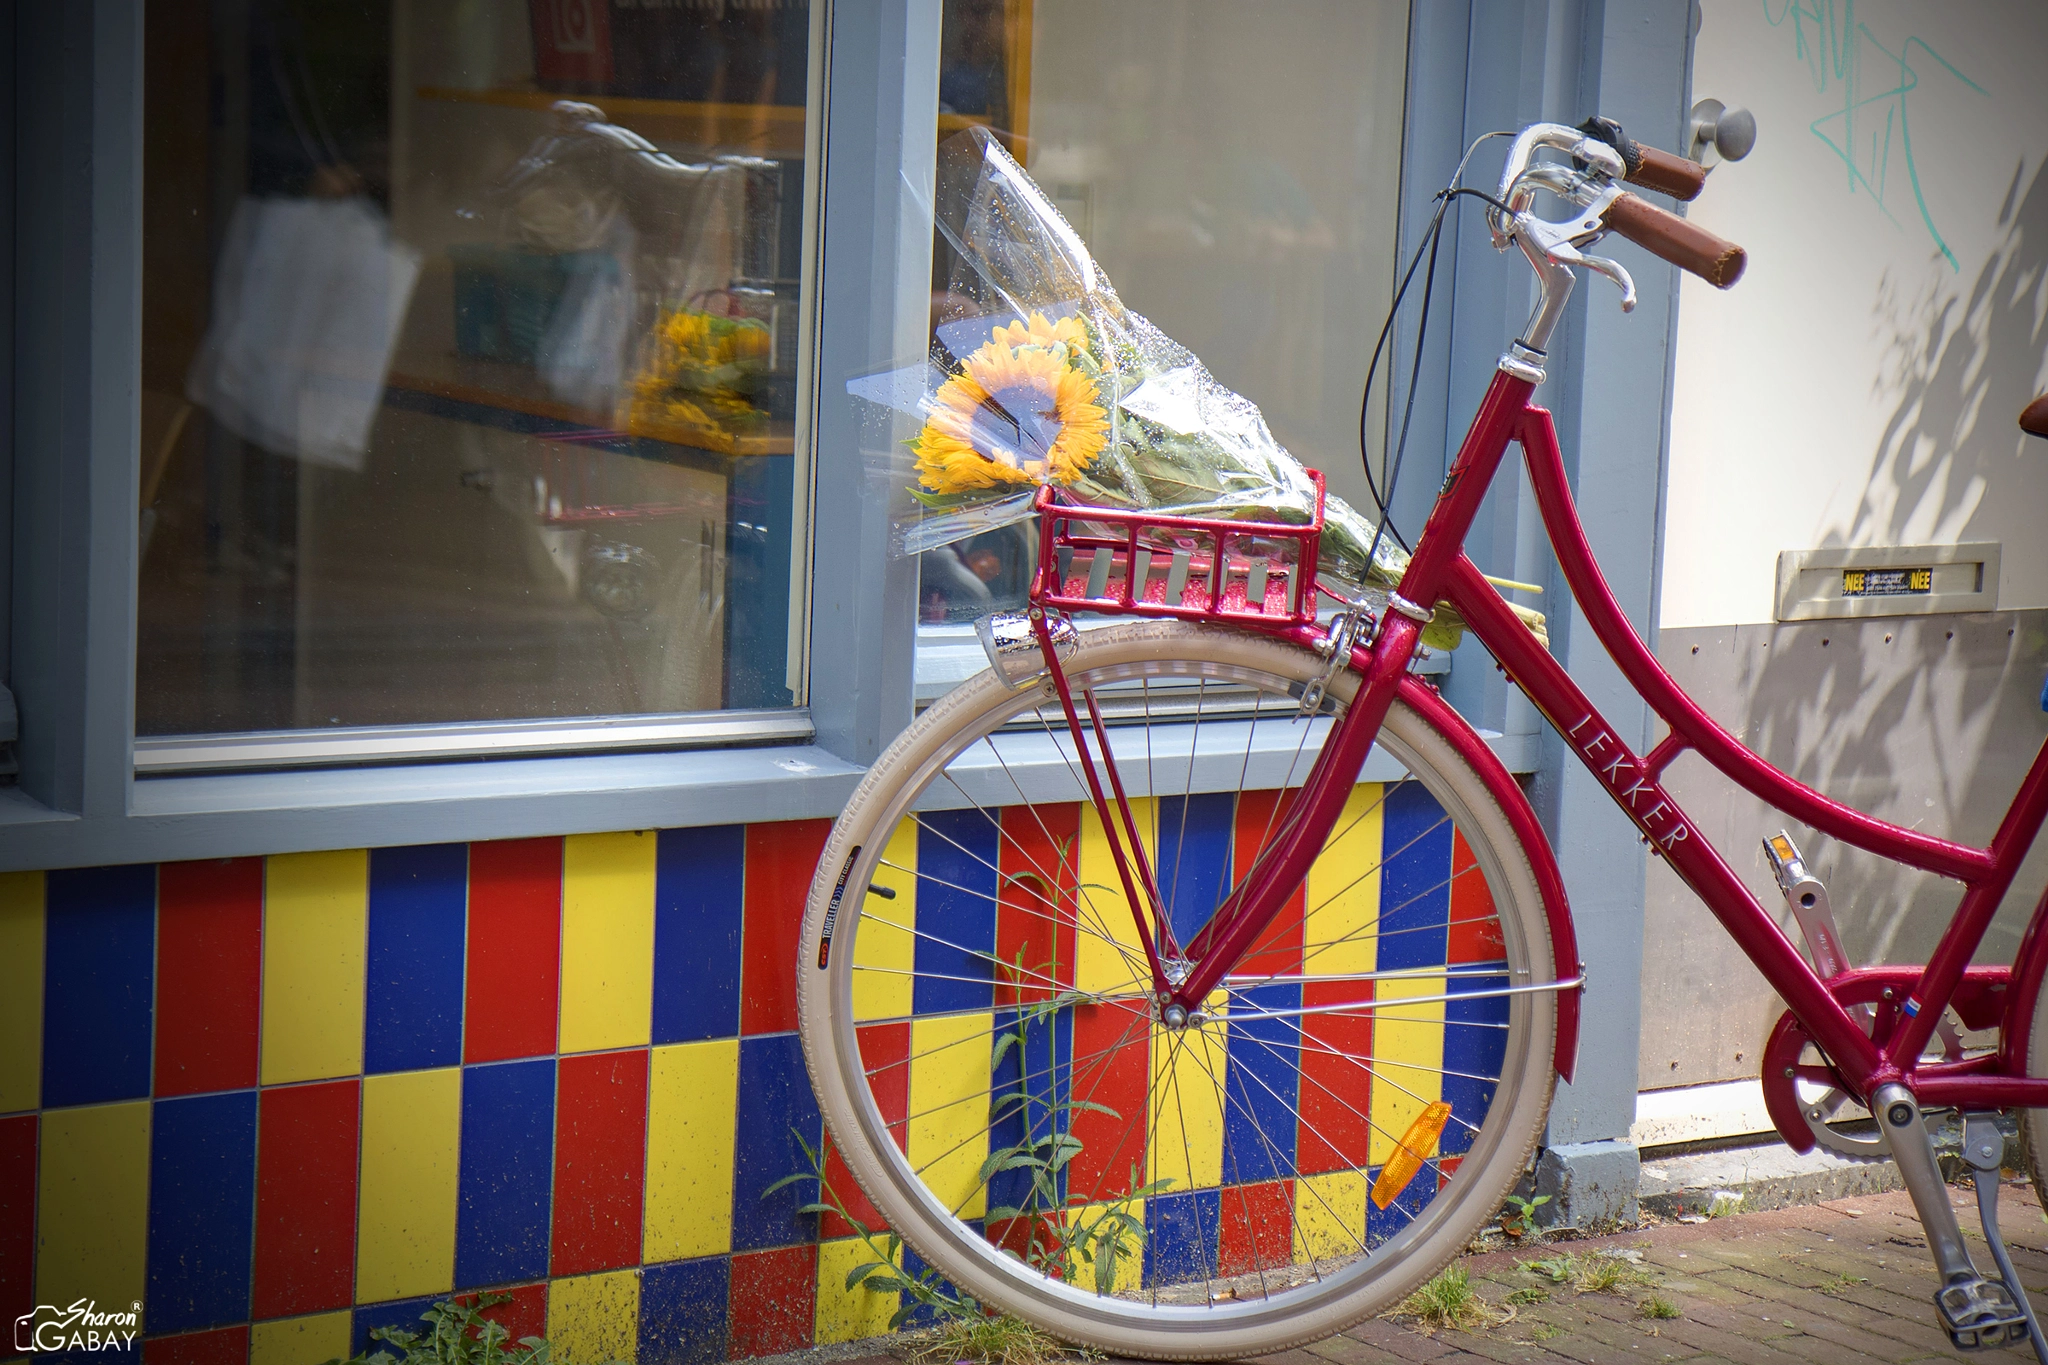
left=627, top=305, right=773, bottom=435
left=893, top=129, right=1542, bottom=651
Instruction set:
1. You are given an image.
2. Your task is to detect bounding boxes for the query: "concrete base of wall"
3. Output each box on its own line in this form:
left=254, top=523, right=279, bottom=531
left=1535, top=1139, right=1642, bottom=1230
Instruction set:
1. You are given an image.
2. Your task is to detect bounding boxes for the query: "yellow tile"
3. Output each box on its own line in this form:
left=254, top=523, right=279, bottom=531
left=1304, top=784, right=1383, bottom=977
left=1293, top=1169, right=1369, bottom=1267
left=0, top=871, right=45, bottom=1111
left=908, top=1012, right=993, bottom=1220
left=250, top=1312, right=353, bottom=1365
left=1064, top=1199, right=1145, bottom=1295
left=548, top=1269, right=641, bottom=1365
left=852, top=818, right=917, bottom=1022
left=262, top=850, right=368, bottom=1085
left=36, top=1101, right=150, bottom=1310
left=1147, top=997, right=1226, bottom=1193
left=1368, top=976, right=1446, bottom=1167
left=815, top=1236, right=902, bottom=1343
left=560, top=831, right=657, bottom=1054
left=644, top=1039, right=738, bottom=1261
left=1074, top=796, right=1154, bottom=996
left=356, top=1068, right=460, bottom=1302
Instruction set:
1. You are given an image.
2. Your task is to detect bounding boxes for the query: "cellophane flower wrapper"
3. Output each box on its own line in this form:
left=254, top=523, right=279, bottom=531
left=880, top=129, right=1543, bottom=651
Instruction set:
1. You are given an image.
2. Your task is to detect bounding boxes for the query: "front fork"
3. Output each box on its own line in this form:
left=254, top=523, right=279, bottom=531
left=1028, top=602, right=1425, bottom=1012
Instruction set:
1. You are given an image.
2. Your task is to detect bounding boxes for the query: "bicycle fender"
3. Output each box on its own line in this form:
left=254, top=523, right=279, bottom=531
left=1396, top=674, right=1583, bottom=1083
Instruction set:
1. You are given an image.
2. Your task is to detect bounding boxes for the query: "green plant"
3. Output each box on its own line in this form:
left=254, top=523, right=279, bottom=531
left=1499, top=1192, right=1550, bottom=1239
left=1520, top=1252, right=1577, bottom=1285
left=1396, top=1266, right=1496, bottom=1331
left=1639, top=1294, right=1680, bottom=1320
left=1503, top=1286, right=1550, bottom=1306
left=1820, top=1272, right=1868, bottom=1294
left=326, top=1294, right=549, bottom=1365
left=767, top=1133, right=979, bottom=1330
left=906, top=1313, right=1072, bottom=1365
left=1519, top=1251, right=1653, bottom=1296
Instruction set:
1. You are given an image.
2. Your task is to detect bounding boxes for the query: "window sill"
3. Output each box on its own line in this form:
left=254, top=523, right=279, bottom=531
left=0, top=719, right=1540, bottom=873
left=0, top=742, right=868, bottom=872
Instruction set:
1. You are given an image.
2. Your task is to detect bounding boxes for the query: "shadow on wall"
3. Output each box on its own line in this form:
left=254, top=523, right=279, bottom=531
left=1738, top=154, right=2048, bottom=968
left=1640, top=158, right=2048, bottom=1090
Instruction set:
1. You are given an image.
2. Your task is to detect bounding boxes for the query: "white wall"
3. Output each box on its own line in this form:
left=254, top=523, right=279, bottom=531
left=1661, top=0, right=2048, bottom=630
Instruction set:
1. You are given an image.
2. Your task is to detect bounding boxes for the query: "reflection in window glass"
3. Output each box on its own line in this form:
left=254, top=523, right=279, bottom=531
left=139, top=1, right=811, bottom=738
left=918, top=0, right=1408, bottom=654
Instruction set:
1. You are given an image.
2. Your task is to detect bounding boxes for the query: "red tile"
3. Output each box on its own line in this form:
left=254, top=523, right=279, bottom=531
left=1234, top=790, right=1306, bottom=978
left=996, top=804, right=1080, bottom=1006
left=0, top=1115, right=35, bottom=1337
left=1217, top=1178, right=1294, bottom=1277
left=155, top=859, right=263, bottom=1096
left=1448, top=829, right=1504, bottom=963
left=820, top=1023, right=907, bottom=1240
left=466, top=839, right=563, bottom=1063
left=740, top=821, right=830, bottom=1036
left=144, top=1326, right=248, bottom=1365
left=1064, top=999, right=1151, bottom=1204
left=252, top=1080, right=359, bottom=1317
left=1296, top=980, right=1373, bottom=1174
left=551, top=1050, right=647, bottom=1275
left=459, top=1283, right=547, bottom=1345
left=726, top=1244, right=817, bottom=1358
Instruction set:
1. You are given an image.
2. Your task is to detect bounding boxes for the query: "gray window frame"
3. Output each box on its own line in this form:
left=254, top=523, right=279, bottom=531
left=0, top=0, right=1677, bottom=875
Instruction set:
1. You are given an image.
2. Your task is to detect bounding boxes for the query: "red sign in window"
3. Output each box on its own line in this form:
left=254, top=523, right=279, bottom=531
left=531, top=0, right=613, bottom=84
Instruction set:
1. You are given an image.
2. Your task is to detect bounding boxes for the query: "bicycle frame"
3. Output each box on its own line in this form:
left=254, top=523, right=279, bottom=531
left=1033, top=363, right=2048, bottom=1115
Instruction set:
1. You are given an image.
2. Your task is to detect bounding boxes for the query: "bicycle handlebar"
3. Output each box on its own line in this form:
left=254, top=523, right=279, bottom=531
left=1606, top=192, right=1746, bottom=288
left=1619, top=141, right=1706, bottom=201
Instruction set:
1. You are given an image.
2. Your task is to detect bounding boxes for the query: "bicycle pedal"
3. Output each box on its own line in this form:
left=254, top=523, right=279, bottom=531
left=1935, top=1276, right=2031, bottom=1351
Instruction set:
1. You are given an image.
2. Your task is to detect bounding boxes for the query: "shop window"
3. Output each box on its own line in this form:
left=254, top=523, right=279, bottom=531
left=914, top=0, right=1409, bottom=701
left=137, top=1, right=813, bottom=758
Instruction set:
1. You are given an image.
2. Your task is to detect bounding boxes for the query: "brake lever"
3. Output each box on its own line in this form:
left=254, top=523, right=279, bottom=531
left=1502, top=173, right=1638, bottom=312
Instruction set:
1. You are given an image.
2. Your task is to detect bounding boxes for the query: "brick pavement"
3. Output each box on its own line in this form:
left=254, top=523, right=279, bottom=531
left=806, top=1183, right=2048, bottom=1365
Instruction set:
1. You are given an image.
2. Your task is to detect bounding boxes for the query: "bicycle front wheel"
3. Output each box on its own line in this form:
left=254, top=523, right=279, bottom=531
left=797, top=620, right=1557, bottom=1358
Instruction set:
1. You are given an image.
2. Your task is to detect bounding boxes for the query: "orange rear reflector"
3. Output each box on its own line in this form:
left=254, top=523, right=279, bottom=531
left=1370, top=1100, right=1453, bottom=1209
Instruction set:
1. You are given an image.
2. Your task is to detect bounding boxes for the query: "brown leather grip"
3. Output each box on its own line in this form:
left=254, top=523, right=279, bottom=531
left=1624, top=141, right=1707, bottom=201
left=1606, top=193, right=1746, bottom=288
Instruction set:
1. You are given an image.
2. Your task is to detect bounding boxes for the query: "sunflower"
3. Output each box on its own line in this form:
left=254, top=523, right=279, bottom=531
left=913, top=337, right=1109, bottom=495
left=990, top=310, right=1089, bottom=353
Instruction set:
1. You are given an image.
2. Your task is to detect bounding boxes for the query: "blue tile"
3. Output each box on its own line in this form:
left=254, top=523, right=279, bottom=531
left=1440, top=966, right=1510, bottom=1158
left=146, top=1091, right=257, bottom=1333
left=912, top=809, right=999, bottom=1016
left=455, top=1058, right=555, bottom=1288
left=639, top=1256, right=729, bottom=1365
left=986, top=1008, right=1068, bottom=1226
left=1222, top=981, right=1300, bottom=1184
left=353, top=1295, right=439, bottom=1356
left=43, top=865, right=156, bottom=1106
left=365, top=844, right=468, bottom=1074
left=730, top=1033, right=822, bottom=1251
left=653, top=826, right=745, bottom=1044
left=1377, top=782, right=1452, bottom=971
left=1154, top=792, right=1234, bottom=947
left=1144, top=1187, right=1220, bottom=1288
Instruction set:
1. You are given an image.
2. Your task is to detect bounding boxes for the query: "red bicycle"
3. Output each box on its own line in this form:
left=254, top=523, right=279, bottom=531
left=798, top=119, right=2048, bottom=1358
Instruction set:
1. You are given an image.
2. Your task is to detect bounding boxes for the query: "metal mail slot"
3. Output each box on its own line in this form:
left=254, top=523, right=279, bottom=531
left=1774, top=543, right=1999, bottom=621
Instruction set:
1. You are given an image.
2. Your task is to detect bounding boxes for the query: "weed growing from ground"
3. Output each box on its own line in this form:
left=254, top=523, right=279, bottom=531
left=906, top=1315, right=1074, bottom=1365
left=1639, top=1294, right=1680, bottom=1320
left=1396, top=1266, right=1502, bottom=1332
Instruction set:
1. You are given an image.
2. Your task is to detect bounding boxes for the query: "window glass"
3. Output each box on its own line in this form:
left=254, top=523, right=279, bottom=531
left=915, top=0, right=1409, bottom=694
left=139, top=1, right=811, bottom=739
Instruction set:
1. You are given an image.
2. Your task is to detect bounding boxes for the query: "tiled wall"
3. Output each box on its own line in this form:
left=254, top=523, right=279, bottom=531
left=3, top=822, right=848, bottom=1365
left=1, top=788, right=1490, bottom=1365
